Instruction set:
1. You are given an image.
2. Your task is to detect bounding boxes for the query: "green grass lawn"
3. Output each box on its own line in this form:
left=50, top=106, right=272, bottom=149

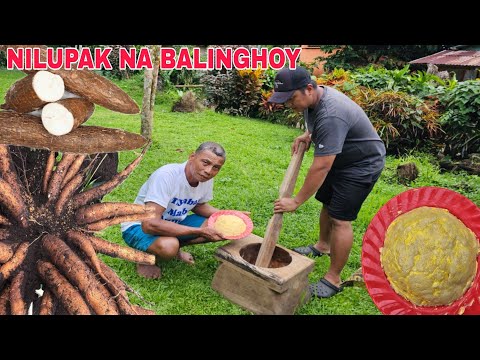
left=1, top=70, right=480, bottom=315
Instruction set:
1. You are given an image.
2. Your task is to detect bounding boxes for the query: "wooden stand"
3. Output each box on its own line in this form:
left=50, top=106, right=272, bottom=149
left=212, top=234, right=315, bottom=315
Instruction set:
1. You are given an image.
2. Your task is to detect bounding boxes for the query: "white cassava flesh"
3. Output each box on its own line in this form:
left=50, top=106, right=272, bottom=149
left=32, top=71, right=65, bottom=102
left=41, top=102, right=75, bottom=136
left=31, top=92, right=86, bottom=124
left=41, top=98, right=94, bottom=136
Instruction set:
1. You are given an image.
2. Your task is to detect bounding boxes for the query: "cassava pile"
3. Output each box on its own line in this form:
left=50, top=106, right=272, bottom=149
left=0, top=45, right=156, bottom=315
left=0, top=145, right=157, bottom=315
left=3, top=45, right=140, bottom=115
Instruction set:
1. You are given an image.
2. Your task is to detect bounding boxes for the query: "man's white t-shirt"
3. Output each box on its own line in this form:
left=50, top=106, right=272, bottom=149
left=121, top=162, right=213, bottom=233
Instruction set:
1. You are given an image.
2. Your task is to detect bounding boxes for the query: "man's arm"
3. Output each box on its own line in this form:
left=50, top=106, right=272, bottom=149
left=142, top=202, right=218, bottom=239
left=194, top=203, right=252, bottom=218
left=274, top=154, right=336, bottom=213
left=192, top=202, right=219, bottom=218
left=292, top=130, right=312, bottom=155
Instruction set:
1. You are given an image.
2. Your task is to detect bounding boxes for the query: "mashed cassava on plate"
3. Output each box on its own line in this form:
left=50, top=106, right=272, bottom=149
left=380, top=206, right=479, bottom=307
left=213, top=215, right=247, bottom=237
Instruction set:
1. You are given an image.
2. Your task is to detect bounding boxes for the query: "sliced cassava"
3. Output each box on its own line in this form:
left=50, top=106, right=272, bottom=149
left=4, top=45, right=139, bottom=114
left=61, top=90, right=81, bottom=100
left=42, top=98, right=95, bottom=136
left=60, top=69, right=140, bottom=114
left=27, top=92, right=80, bottom=118
left=0, top=111, right=147, bottom=154
left=1, top=71, right=65, bottom=113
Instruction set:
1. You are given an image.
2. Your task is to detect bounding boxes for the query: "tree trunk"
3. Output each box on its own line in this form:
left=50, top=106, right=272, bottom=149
left=141, top=45, right=161, bottom=140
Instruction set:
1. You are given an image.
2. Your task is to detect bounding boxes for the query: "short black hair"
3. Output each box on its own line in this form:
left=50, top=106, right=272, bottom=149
left=196, top=142, right=226, bottom=159
left=299, top=80, right=318, bottom=94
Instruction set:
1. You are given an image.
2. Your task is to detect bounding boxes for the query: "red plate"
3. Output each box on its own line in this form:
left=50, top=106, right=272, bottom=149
left=208, top=210, right=254, bottom=240
left=362, top=187, right=480, bottom=315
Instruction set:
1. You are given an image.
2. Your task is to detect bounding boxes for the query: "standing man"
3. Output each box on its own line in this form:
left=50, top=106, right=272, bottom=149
left=121, top=142, right=244, bottom=279
left=268, top=67, right=386, bottom=298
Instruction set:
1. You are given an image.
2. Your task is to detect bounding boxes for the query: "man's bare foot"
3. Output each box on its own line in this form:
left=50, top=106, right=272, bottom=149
left=177, top=250, right=195, bottom=265
left=136, top=264, right=162, bottom=279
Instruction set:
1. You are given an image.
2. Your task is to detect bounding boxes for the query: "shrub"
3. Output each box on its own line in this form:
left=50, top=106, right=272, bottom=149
left=257, top=90, right=303, bottom=128
left=202, top=68, right=263, bottom=117
left=437, top=80, right=480, bottom=158
left=316, top=68, right=352, bottom=88
left=350, top=88, right=442, bottom=155
left=352, top=65, right=441, bottom=97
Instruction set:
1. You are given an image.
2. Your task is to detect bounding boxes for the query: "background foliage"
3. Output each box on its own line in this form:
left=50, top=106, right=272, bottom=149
left=317, top=45, right=451, bottom=71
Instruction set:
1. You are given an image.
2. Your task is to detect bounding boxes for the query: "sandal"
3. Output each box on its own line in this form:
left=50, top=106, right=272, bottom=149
left=293, top=244, right=330, bottom=258
left=309, top=278, right=343, bottom=298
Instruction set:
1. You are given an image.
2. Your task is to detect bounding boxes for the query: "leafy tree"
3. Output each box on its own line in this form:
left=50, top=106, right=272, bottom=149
left=317, top=45, right=452, bottom=71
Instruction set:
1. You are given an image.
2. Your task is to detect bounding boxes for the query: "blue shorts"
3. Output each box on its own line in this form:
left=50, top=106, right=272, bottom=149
left=122, top=214, right=207, bottom=252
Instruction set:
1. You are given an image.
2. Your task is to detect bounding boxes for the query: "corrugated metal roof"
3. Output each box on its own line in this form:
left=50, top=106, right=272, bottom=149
left=410, top=50, right=480, bottom=67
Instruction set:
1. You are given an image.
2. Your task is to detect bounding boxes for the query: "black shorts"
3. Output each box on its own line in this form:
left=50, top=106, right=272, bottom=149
left=315, top=170, right=382, bottom=221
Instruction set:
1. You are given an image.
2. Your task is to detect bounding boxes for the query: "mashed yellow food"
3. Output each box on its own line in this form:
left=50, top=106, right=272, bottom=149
left=381, top=206, right=479, bottom=307
left=214, top=215, right=247, bottom=237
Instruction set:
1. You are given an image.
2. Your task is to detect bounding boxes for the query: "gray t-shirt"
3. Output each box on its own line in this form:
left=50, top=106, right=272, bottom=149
left=304, top=86, right=386, bottom=179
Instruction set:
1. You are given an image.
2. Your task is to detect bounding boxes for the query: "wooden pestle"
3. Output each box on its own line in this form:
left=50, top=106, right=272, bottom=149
left=255, top=142, right=307, bottom=268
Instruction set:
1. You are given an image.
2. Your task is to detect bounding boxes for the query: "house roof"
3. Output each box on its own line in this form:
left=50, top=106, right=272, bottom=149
left=410, top=49, right=480, bottom=67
